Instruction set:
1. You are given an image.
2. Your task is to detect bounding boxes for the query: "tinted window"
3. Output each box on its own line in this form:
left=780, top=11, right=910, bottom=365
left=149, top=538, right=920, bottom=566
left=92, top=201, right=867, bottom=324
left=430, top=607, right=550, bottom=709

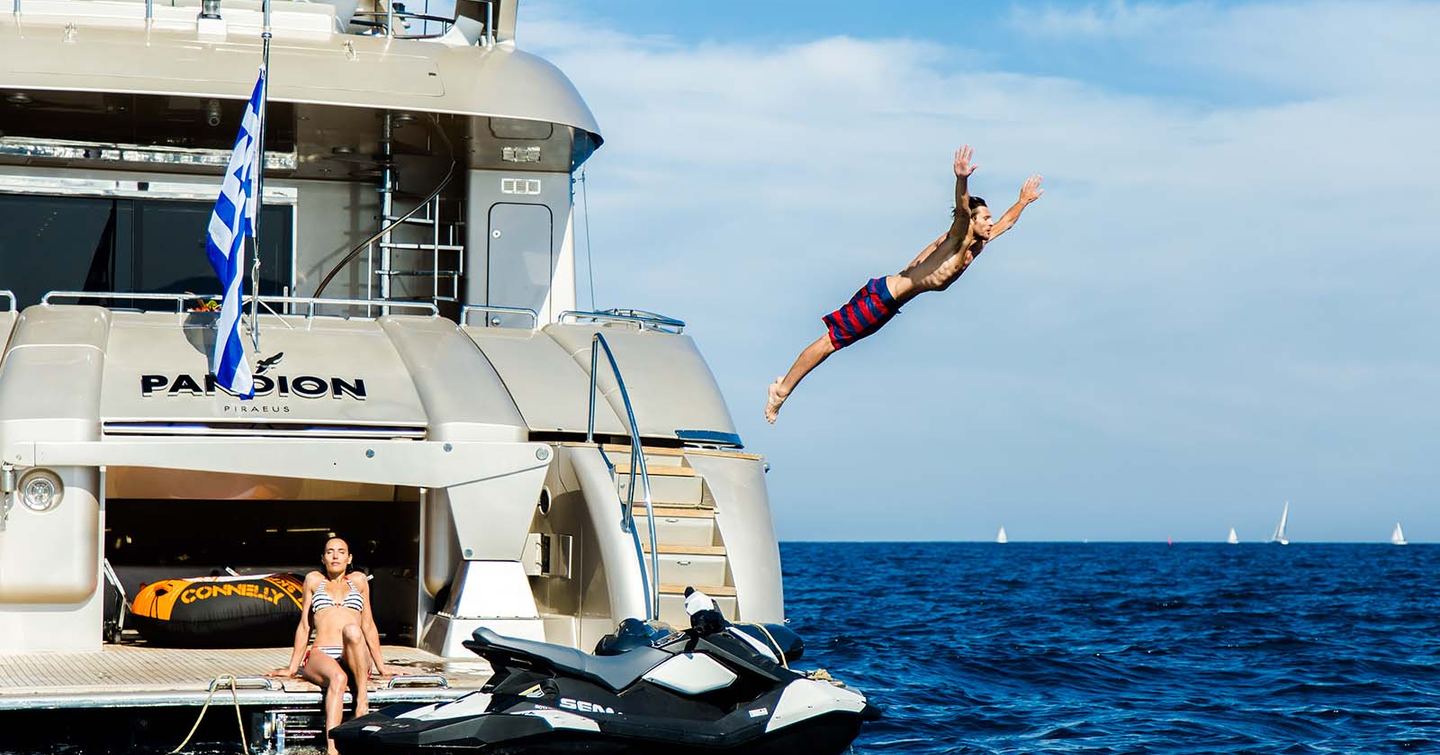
left=0, top=193, right=292, bottom=307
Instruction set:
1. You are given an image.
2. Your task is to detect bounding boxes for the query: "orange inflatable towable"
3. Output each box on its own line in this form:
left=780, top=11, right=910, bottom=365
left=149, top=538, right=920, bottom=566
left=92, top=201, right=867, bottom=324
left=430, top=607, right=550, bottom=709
left=130, top=573, right=305, bottom=648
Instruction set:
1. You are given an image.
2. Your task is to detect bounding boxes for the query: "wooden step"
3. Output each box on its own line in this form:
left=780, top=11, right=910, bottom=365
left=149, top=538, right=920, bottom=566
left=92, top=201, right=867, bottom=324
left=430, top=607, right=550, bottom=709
left=610, top=466, right=694, bottom=478
left=634, top=506, right=714, bottom=519
left=618, top=474, right=703, bottom=505
left=600, top=443, right=686, bottom=458
left=641, top=544, right=726, bottom=557
left=633, top=511, right=716, bottom=548
left=563, top=441, right=764, bottom=463
left=659, top=584, right=736, bottom=597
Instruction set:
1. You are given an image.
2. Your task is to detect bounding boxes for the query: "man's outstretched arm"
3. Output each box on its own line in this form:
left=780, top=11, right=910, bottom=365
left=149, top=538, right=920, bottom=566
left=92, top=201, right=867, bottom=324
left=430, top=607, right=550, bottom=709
left=988, top=174, right=1044, bottom=240
left=936, top=145, right=978, bottom=255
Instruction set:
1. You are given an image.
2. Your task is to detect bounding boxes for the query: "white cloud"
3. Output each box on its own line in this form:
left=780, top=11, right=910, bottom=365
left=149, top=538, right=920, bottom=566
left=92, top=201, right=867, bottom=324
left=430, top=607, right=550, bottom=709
left=525, top=2, right=1440, bottom=540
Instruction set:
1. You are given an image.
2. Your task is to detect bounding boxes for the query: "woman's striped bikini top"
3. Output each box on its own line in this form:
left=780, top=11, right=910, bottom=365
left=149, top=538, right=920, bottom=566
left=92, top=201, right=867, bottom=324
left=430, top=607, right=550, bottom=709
left=311, top=579, right=365, bottom=614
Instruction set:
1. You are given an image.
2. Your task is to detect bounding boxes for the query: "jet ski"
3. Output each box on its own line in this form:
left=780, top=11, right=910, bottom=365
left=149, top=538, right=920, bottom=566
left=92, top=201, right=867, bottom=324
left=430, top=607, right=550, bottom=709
left=333, top=598, right=879, bottom=754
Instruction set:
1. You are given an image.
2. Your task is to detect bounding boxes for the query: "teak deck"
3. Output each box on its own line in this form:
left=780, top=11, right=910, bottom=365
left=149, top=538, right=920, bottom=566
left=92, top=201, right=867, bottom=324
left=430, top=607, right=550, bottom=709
left=0, top=643, right=491, bottom=710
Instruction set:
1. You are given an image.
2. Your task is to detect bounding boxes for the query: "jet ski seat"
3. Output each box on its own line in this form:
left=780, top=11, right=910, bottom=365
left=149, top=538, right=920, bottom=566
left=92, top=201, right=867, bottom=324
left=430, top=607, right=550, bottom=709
left=465, top=628, right=670, bottom=693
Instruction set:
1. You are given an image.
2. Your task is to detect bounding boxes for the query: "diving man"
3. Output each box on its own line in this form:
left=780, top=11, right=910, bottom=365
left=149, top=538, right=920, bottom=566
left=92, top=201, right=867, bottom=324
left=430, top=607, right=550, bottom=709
left=765, top=145, right=1043, bottom=423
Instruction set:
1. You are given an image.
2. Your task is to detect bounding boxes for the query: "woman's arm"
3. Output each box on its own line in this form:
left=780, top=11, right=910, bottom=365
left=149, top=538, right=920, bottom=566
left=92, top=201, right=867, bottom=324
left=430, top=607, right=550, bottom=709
left=270, top=572, right=318, bottom=676
left=354, top=574, right=390, bottom=676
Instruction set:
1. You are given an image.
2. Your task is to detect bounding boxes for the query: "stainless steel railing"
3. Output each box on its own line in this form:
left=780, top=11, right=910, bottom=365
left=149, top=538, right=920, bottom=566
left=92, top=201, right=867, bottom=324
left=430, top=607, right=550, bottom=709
left=9, top=0, right=494, bottom=46
left=559, top=309, right=686, bottom=334
left=460, top=304, right=539, bottom=328
left=585, top=332, right=660, bottom=621
left=40, top=291, right=438, bottom=318
left=350, top=0, right=495, bottom=43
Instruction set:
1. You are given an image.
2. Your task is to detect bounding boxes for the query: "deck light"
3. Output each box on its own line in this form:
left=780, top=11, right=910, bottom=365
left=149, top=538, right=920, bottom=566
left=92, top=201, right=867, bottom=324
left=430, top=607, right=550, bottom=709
left=19, top=469, right=63, bottom=512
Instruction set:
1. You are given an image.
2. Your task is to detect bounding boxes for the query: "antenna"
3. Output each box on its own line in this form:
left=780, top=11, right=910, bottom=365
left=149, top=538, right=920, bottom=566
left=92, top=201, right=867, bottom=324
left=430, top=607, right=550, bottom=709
left=249, top=0, right=273, bottom=352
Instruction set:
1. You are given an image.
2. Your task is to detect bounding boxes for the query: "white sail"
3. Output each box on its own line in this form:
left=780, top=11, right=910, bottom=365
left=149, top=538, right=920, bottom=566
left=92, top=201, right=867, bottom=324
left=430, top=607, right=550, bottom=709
left=1227, top=527, right=1238, bottom=545
left=1392, top=522, right=1407, bottom=546
left=996, top=526, right=1008, bottom=544
left=1270, top=502, right=1290, bottom=545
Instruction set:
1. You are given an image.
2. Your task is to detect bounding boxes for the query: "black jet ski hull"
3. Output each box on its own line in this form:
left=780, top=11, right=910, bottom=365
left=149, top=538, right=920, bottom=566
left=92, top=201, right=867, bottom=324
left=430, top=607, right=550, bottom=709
left=334, top=622, right=877, bottom=755
left=335, top=708, right=871, bottom=755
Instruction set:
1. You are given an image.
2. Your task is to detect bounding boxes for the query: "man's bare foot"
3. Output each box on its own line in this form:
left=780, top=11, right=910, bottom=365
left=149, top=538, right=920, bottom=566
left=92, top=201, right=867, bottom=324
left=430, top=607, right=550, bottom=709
left=355, top=697, right=369, bottom=718
left=765, top=378, right=789, bottom=424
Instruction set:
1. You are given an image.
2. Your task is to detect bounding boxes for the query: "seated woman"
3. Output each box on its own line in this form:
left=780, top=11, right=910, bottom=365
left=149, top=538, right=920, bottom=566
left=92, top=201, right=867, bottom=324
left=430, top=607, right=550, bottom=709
left=269, top=536, right=397, bottom=754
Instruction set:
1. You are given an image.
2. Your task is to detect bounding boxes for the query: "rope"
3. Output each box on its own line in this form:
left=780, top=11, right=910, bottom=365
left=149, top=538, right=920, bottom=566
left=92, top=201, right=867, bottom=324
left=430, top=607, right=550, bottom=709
left=734, top=622, right=788, bottom=669
left=169, top=674, right=249, bottom=754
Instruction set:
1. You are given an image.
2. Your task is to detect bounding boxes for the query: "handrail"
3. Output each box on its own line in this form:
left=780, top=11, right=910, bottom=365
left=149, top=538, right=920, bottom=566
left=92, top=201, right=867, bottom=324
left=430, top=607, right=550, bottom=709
left=460, top=304, right=539, bottom=329
left=349, top=0, right=496, bottom=44
left=0, top=290, right=14, bottom=313
left=351, top=10, right=456, bottom=39
left=585, top=333, right=660, bottom=621
left=208, top=675, right=281, bottom=692
left=7, top=0, right=493, bottom=44
left=559, top=309, right=686, bottom=334
left=42, top=291, right=202, bottom=313
left=40, top=291, right=437, bottom=317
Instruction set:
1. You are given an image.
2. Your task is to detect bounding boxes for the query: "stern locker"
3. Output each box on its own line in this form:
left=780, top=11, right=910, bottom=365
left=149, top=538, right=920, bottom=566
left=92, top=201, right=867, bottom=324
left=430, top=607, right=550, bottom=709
left=610, top=448, right=736, bottom=625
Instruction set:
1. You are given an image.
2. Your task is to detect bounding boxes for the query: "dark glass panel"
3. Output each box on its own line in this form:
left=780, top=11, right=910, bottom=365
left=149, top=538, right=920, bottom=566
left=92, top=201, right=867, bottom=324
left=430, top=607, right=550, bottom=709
left=0, top=194, right=116, bottom=306
left=133, top=199, right=293, bottom=302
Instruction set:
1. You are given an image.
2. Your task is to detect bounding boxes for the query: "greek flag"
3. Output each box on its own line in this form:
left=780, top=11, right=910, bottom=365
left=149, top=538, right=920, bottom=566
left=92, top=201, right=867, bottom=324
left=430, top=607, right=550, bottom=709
left=205, top=69, right=265, bottom=399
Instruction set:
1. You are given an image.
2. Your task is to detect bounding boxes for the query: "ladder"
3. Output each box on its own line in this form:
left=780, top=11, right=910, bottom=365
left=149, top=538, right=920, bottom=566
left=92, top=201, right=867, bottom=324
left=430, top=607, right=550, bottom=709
left=366, top=115, right=465, bottom=310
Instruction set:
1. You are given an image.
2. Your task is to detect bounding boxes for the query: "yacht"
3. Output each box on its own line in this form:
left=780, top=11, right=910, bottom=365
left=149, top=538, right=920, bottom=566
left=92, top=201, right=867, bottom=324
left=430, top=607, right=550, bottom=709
left=1392, top=522, right=1407, bottom=546
left=0, top=0, right=785, bottom=747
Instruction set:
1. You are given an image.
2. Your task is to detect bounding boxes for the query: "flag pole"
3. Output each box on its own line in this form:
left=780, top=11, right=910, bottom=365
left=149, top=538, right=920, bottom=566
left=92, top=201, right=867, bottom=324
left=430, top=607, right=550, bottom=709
left=250, top=0, right=272, bottom=353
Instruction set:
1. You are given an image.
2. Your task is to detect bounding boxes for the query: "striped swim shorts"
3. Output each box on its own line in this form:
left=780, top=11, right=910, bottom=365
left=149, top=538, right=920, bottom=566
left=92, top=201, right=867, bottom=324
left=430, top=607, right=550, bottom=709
left=822, top=277, right=900, bottom=350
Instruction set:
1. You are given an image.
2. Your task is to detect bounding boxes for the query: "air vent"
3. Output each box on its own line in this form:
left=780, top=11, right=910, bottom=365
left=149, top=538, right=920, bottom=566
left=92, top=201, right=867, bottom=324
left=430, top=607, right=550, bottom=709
left=500, top=177, right=542, bottom=195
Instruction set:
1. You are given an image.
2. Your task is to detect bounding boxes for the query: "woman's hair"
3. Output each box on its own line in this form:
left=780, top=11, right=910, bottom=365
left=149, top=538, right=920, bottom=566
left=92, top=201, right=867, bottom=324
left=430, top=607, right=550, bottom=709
left=322, top=535, right=356, bottom=574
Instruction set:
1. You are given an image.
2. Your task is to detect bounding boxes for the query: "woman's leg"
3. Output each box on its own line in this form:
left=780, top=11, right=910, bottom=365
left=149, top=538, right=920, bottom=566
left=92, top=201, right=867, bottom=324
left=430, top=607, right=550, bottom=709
left=299, top=651, right=349, bottom=755
left=766, top=335, right=837, bottom=424
left=341, top=624, right=373, bottom=717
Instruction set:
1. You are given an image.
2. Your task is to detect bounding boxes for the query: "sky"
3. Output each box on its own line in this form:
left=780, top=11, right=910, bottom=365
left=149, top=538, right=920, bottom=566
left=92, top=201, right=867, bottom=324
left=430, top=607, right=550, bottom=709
left=521, top=1, right=1440, bottom=542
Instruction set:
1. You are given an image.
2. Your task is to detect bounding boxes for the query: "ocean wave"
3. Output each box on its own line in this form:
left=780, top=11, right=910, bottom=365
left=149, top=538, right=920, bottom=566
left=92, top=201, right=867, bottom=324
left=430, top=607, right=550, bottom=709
left=783, top=542, right=1440, bottom=754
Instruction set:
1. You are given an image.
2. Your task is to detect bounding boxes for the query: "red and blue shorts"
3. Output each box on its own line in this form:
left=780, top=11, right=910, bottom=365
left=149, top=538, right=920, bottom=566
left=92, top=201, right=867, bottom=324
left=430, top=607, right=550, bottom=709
left=823, top=277, right=900, bottom=350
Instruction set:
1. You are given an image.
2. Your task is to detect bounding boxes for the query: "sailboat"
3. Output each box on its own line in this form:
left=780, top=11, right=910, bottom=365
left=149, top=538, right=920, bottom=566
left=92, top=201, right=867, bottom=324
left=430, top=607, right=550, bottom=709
left=996, top=526, right=1008, bottom=544
left=1227, top=527, right=1239, bottom=545
left=1270, top=501, right=1290, bottom=545
left=1391, top=522, right=1407, bottom=546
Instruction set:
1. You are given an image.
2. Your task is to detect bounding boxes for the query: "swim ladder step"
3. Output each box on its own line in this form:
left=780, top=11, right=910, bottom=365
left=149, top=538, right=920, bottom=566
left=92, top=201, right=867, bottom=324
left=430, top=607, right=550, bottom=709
left=641, top=544, right=726, bottom=556
left=634, top=506, right=713, bottom=519
left=615, top=465, right=696, bottom=477
left=618, top=474, right=703, bottom=505
left=633, top=509, right=716, bottom=548
left=659, top=584, right=737, bottom=598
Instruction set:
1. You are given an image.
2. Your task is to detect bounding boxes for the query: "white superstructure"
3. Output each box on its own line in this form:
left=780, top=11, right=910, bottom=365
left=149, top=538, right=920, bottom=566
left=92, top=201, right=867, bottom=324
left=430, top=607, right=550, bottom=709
left=0, top=0, right=785, bottom=743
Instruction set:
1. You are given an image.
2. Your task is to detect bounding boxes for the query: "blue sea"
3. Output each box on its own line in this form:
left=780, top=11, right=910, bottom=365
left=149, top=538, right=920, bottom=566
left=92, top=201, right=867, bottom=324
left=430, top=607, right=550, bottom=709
left=781, top=542, right=1440, bottom=754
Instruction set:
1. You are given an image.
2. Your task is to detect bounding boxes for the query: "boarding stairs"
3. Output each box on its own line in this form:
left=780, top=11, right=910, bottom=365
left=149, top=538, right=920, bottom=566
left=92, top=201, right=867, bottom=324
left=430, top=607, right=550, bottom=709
left=607, top=445, right=737, bottom=627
